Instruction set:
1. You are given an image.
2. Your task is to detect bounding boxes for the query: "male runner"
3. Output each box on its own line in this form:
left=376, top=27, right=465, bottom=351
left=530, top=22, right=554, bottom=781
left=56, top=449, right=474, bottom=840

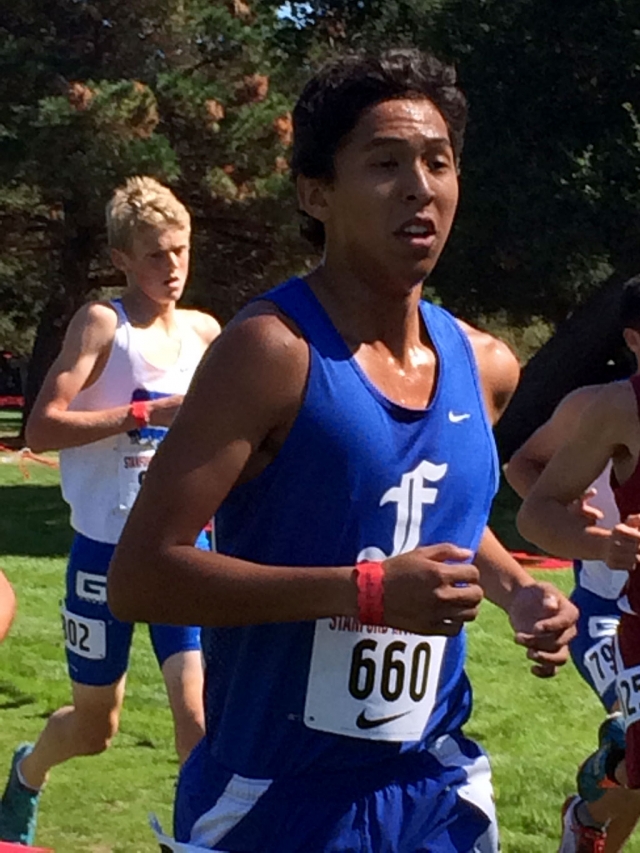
left=0, top=570, right=16, bottom=643
left=507, top=383, right=640, bottom=852
left=109, top=50, right=577, bottom=853
left=519, top=277, right=640, bottom=851
left=0, top=177, right=220, bottom=845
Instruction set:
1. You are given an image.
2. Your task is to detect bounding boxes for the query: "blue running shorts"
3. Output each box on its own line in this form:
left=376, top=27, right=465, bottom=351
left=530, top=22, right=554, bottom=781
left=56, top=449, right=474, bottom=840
left=570, top=585, right=620, bottom=711
left=63, top=531, right=207, bottom=686
left=163, top=733, right=499, bottom=853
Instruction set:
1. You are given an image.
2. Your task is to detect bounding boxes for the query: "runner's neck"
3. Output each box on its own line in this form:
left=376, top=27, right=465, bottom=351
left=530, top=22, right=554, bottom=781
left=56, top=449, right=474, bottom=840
left=306, top=266, right=425, bottom=360
left=120, top=289, right=180, bottom=335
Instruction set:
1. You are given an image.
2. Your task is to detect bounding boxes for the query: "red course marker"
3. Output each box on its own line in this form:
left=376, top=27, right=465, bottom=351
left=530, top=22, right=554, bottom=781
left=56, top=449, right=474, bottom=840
left=510, top=551, right=572, bottom=570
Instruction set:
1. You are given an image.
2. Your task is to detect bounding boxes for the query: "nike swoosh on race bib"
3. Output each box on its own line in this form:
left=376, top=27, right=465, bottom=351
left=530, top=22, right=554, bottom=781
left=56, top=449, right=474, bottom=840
left=355, top=709, right=412, bottom=730
left=448, top=411, right=471, bottom=423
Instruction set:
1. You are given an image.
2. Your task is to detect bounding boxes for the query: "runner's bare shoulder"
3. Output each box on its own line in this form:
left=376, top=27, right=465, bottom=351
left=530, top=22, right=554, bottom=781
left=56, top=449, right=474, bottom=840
left=63, top=300, right=119, bottom=356
left=552, top=383, right=607, bottom=423
left=564, top=381, right=639, bottom=457
left=456, top=319, right=520, bottom=419
left=587, top=380, right=637, bottom=425
left=200, top=299, right=309, bottom=411
left=179, top=308, right=221, bottom=345
left=457, top=319, right=519, bottom=375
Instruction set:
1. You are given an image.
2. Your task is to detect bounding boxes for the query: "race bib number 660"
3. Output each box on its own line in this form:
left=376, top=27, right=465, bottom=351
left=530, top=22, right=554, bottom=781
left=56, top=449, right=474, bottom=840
left=304, top=618, right=446, bottom=742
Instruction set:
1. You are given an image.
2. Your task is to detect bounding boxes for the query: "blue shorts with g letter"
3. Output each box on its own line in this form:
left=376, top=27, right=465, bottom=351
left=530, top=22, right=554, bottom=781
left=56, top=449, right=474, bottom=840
left=63, top=530, right=207, bottom=686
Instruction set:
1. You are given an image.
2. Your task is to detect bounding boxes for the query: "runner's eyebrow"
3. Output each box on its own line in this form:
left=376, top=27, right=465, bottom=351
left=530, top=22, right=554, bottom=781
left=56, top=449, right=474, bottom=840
left=363, top=136, right=452, bottom=151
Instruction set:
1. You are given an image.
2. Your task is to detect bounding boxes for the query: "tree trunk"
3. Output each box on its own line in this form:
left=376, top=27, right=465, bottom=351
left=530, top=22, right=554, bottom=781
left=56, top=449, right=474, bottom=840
left=495, top=271, right=638, bottom=462
left=21, top=206, right=96, bottom=437
left=21, top=295, right=71, bottom=436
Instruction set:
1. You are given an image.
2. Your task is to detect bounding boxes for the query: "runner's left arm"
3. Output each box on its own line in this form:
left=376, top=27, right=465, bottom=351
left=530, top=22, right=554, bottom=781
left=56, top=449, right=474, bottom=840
left=475, top=527, right=577, bottom=677
left=464, top=327, right=577, bottom=675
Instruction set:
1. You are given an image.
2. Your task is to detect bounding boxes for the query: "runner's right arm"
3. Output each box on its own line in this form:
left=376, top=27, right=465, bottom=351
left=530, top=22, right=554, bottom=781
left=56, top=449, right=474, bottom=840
left=0, top=570, right=16, bottom=643
left=26, top=303, right=181, bottom=452
left=108, top=306, right=484, bottom=636
left=505, top=386, right=600, bottom=498
left=517, top=383, right=635, bottom=560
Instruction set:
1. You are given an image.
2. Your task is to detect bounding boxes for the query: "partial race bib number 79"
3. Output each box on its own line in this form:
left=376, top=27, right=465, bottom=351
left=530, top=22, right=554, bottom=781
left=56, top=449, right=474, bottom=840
left=584, top=636, right=618, bottom=697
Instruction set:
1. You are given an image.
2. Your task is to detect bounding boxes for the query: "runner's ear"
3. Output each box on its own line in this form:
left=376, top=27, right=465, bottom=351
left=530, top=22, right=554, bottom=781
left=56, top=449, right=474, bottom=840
left=110, top=247, right=131, bottom=273
left=296, top=174, right=331, bottom=225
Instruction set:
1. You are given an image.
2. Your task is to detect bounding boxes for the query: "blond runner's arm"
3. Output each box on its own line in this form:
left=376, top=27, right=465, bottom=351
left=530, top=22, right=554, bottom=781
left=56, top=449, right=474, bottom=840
left=26, top=303, right=183, bottom=452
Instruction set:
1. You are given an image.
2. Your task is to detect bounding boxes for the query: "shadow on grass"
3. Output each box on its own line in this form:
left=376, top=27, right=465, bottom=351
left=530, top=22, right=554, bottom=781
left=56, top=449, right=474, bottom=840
left=0, top=485, right=72, bottom=557
left=0, top=680, right=37, bottom=710
left=0, top=471, right=531, bottom=557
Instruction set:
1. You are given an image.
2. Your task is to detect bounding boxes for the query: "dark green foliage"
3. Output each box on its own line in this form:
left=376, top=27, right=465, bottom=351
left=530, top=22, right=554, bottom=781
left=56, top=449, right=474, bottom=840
left=0, top=1, right=313, bottom=414
left=2, top=0, right=640, bottom=384
left=280, top=0, right=640, bottom=323
left=431, top=0, right=640, bottom=322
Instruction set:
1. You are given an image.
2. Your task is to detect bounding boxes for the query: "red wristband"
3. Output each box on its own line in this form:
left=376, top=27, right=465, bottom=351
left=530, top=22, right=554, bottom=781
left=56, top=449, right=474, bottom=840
left=130, top=400, right=150, bottom=429
left=355, top=561, right=385, bottom=625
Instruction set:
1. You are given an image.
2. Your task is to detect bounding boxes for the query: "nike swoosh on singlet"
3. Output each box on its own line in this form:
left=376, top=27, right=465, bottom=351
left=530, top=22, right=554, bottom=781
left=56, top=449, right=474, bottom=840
left=355, top=709, right=411, bottom=730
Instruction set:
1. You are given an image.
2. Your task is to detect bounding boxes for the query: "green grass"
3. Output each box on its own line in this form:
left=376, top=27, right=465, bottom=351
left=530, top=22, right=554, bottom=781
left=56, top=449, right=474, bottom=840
left=0, top=410, right=22, bottom=427
left=0, top=459, right=635, bottom=851
left=0, top=462, right=178, bottom=852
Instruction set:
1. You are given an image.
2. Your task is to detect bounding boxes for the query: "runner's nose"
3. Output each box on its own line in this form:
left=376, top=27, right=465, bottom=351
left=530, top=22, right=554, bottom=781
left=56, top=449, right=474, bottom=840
left=404, top=162, right=435, bottom=205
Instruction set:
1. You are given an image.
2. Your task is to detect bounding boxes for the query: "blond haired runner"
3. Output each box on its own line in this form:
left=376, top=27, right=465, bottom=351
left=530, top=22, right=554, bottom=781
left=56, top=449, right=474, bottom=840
left=0, top=177, right=220, bottom=846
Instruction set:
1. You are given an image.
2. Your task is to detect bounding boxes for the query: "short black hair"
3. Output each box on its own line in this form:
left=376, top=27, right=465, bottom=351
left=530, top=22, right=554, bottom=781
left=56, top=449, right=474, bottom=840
left=291, top=47, right=468, bottom=249
left=620, top=275, right=640, bottom=331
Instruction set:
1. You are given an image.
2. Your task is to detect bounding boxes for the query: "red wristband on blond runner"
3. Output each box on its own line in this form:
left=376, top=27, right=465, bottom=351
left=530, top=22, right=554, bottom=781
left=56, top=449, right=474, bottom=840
left=130, top=400, right=150, bottom=429
left=355, top=561, right=385, bottom=625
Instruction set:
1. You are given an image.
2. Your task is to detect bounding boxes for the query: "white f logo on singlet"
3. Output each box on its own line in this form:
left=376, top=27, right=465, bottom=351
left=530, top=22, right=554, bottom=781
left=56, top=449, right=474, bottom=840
left=358, top=460, right=448, bottom=562
left=305, top=458, right=450, bottom=742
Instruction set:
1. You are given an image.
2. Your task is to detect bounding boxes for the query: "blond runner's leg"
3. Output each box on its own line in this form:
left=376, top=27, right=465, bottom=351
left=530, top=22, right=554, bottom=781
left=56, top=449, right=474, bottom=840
left=20, top=677, right=126, bottom=789
left=161, top=650, right=205, bottom=766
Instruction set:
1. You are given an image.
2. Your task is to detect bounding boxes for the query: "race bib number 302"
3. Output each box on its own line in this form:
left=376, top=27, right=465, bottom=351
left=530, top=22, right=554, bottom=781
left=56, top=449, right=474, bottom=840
left=304, top=617, right=446, bottom=742
left=61, top=608, right=107, bottom=660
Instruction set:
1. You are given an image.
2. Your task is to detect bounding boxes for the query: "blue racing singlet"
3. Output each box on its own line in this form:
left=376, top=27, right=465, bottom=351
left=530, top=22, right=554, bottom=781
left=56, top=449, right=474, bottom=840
left=202, top=277, right=498, bottom=780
